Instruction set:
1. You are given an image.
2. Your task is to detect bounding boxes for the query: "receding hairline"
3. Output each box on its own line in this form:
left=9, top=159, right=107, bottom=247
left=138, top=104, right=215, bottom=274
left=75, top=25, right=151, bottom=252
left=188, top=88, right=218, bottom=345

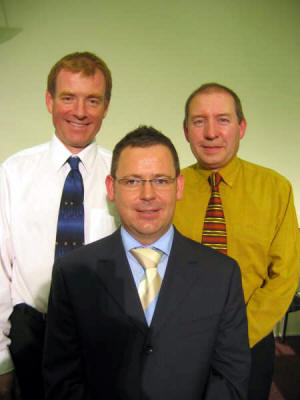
left=194, top=86, right=235, bottom=97
left=188, top=87, right=235, bottom=109
left=184, top=83, right=245, bottom=125
left=189, top=88, right=236, bottom=112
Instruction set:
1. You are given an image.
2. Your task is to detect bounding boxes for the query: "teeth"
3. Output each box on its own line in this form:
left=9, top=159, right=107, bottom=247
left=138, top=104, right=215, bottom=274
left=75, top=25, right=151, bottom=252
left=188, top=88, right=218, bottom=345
left=69, top=121, right=88, bottom=127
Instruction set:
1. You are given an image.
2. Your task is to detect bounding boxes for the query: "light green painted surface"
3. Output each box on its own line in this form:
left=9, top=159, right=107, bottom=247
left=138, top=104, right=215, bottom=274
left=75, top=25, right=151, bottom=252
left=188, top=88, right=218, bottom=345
left=1, top=0, right=300, bottom=333
left=275, top=311, right=300, bottom=338
left=285, top=312, right=300, bottom=336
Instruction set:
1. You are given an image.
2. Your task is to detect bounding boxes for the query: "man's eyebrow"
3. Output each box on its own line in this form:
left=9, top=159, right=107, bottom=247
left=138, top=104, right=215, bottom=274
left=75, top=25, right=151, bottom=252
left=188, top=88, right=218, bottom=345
left=119, top=174, right=172, bottom=178
left=58, top=91, right=74, bottom=97
left=191, top=112, right=232, bottom=119
left=57, top=91, right=104, bottom=100
left=87, top=93, right=104, bottom=100
left=191, top=113, right=206, bottom=119
left=217, top=112, right=231, bottom=117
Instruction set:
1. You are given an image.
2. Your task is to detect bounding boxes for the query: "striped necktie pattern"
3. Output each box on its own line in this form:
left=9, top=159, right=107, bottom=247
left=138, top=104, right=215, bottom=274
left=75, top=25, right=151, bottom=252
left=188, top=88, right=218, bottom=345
left=202, top=173, right=227, bottom=255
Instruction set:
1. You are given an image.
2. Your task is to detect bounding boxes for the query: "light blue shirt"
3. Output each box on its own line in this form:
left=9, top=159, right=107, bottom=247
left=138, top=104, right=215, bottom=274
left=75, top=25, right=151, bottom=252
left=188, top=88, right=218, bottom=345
left=121, top=225, right=174, bottom=325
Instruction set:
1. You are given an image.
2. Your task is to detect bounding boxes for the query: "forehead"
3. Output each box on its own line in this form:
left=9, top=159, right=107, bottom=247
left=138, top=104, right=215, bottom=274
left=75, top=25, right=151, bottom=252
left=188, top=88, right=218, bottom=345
left=117, top=145, right=175, bottom=175
left=189, top=90, right=236, bottom=115
left=55, top=68, right=106, bottom=93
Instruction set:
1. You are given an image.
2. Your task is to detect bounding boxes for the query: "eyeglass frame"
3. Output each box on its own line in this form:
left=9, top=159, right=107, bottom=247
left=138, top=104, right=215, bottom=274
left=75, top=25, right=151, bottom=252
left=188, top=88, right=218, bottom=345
left=114, top=176, right=177, bottom=190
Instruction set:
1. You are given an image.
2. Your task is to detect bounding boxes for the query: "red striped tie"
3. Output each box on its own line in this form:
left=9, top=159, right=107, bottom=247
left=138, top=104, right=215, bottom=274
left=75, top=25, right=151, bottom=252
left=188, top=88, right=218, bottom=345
left=202, top=173, right=227, bottom=255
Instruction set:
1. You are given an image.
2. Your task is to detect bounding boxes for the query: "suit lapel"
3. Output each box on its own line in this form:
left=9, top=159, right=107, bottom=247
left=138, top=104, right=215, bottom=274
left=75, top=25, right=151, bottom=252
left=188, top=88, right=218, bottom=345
left=150, top=230, right=201, bottom=333
left=94, top=229, right=148, bottom=334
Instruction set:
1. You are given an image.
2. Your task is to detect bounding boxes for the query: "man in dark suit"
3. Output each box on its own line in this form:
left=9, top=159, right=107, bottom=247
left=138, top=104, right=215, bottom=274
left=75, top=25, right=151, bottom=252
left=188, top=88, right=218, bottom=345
left=43, top=126, right=250, bottom=400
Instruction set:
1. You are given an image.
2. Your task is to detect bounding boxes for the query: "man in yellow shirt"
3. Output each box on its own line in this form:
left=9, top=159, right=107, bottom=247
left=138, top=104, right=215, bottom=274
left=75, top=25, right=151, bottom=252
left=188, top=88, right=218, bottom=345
left=173, top=83, right=299, bottom=400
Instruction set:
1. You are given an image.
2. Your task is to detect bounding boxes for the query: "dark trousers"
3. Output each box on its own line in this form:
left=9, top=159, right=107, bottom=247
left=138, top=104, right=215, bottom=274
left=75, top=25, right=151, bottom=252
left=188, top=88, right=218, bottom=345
left=248, top=332, right=275, bottom=400
left=8, top=304, right=46, bottom=400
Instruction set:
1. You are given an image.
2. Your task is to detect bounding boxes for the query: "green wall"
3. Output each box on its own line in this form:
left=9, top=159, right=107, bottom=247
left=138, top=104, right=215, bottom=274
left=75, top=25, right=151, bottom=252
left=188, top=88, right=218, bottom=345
left=1, top=0, right=300, bottom=334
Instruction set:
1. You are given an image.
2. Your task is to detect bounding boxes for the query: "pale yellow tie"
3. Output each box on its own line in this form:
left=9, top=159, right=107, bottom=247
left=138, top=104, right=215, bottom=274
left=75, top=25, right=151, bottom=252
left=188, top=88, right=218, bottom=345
left=130, top=248, right=163, bottom=310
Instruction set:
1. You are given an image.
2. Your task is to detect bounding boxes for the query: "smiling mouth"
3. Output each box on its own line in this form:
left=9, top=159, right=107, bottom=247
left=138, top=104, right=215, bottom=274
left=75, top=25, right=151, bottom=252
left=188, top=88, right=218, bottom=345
left=137, top=209, right=159, bottom=214
left=68, top=121, right=90, bottom=127
left=202, top=146, right=223, bottom=152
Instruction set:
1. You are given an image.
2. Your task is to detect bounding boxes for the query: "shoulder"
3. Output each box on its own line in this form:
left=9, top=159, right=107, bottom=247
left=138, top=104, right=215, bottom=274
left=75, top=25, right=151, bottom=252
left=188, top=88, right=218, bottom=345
left=180, top=163, right=207, bottom=194
left=172, top=230, right=243, bottom=299
left=92, top=145, right=112, bottom=172
left=54, top=230, right=121, bottom=273
left=174, top=229, right=239, bottom=274
left=95, top=145, right=112, bottom=161
left=238, top=158, right=292, bottom=191
left=181, top=163, right=200, bottom=179
left=1, top=142, right=50, bottom=174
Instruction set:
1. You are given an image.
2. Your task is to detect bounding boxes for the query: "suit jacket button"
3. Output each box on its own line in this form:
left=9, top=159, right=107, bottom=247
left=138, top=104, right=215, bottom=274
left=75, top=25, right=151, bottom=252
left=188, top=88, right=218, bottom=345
left=144, top=345, right=153, bottom=355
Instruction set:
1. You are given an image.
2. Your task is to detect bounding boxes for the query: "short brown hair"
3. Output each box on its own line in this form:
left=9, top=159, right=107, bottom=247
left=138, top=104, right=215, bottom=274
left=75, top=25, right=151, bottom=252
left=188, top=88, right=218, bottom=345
left=184, top=82, right=245, bottom=125
left=47, top=51, right=112, bottom=104
left=111, top=126, right=180, bottom=178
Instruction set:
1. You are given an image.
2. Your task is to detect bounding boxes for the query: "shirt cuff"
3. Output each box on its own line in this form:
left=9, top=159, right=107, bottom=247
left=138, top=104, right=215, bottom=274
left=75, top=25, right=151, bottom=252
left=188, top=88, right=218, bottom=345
left=0, top=349, right=14, bottom=374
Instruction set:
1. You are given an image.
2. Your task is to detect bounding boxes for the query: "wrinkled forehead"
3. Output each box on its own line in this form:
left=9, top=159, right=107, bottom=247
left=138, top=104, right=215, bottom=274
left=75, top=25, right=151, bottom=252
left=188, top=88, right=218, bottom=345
left=189, top=89, right=237, bottom=116
left=192, top=88, right=235, bottom=104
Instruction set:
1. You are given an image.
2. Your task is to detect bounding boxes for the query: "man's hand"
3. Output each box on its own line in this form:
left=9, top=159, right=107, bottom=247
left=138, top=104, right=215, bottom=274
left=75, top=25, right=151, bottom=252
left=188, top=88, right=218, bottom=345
left=0, top=372, right=13, bottom=399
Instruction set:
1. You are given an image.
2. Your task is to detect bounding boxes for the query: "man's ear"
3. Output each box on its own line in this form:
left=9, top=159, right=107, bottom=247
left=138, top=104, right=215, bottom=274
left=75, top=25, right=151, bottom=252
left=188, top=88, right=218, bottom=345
left=45, top=91, right=54, bottom=114
left=183, top=122, right=190, bottom=143
left=105, top=175, right=115, bottom=202
left=103, top=100, right=110, bottom=119
left=176, top=174, right=184, bottom=201
left=239, top=119, right=247, bottom=139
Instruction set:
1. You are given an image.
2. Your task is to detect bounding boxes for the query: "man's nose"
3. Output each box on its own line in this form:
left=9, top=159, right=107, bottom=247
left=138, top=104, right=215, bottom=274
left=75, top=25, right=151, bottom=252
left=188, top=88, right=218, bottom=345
left=139, top=181, right=156, bottom=200
left=73, top=100, right=87, bottom=119
left=204, top=120, right=218, bottom=139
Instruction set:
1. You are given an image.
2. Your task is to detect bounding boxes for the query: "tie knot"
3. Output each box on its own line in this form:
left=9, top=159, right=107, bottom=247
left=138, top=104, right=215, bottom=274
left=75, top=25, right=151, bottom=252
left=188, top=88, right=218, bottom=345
left=131, top=248, right=163, bottom=270
left=209, top=172, right=222, bottom=188
left=68, top=157, right=80, bottom=171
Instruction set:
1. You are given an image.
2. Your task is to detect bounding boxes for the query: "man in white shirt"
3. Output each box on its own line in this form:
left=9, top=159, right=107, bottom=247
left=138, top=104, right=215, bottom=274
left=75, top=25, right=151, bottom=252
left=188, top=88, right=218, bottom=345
left=0, top=52, right=118, bottom=400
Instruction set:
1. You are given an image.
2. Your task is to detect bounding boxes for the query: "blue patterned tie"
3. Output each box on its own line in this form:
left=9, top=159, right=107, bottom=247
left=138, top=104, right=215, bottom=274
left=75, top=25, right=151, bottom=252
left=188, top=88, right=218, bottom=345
left=55, top=157, right=84, bottom=259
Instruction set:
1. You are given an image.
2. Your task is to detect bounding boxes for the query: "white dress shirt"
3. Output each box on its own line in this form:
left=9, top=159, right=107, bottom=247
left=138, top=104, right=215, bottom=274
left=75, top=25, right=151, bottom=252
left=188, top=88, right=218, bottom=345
left=0, top=135, right=118, bottom=373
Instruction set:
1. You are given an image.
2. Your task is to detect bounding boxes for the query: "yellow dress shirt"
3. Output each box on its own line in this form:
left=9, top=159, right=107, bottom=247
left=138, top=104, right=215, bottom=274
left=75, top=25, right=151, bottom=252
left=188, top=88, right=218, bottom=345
left=173, top=157, right=300, bottom=347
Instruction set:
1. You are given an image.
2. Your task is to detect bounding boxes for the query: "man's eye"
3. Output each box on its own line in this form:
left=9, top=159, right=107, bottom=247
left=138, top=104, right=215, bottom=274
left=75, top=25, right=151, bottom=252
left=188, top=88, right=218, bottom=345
left=154, top=178, right=168, bottom=185
left=126, top=179, right=140, bottom=186
left=219, top=118, right=229, bottom=123
left=62, top=96, right=72, bottom=102
left=88, top=98, right=100, bottom=105
left=193, top=119, right=204, bottom=126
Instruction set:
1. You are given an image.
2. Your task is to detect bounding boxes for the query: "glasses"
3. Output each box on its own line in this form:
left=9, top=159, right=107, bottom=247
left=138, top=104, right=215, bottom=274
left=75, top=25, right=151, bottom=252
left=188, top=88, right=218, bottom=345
left=115, top=177, right=177, bottom=190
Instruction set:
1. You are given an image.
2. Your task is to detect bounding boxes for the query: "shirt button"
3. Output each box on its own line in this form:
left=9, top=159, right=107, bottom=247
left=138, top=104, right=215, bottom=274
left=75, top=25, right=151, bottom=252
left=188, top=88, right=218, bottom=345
left=144, top=345, right=153, bottom=355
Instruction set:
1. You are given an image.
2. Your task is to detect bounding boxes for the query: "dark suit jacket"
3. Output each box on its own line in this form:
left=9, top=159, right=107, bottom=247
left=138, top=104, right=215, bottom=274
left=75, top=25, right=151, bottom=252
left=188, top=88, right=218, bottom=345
left=43, top=228, right=250, bottom=400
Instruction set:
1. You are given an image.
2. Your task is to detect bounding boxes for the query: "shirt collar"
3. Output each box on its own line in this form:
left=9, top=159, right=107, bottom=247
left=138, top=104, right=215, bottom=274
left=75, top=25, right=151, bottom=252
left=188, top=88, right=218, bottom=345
left=49, top=134, right=98, bottom=173
left=121, top=225, right=174, bottom=257
left=194, top=157, right=242, bottom=188
left=218, top=157, right=241, bottom=187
